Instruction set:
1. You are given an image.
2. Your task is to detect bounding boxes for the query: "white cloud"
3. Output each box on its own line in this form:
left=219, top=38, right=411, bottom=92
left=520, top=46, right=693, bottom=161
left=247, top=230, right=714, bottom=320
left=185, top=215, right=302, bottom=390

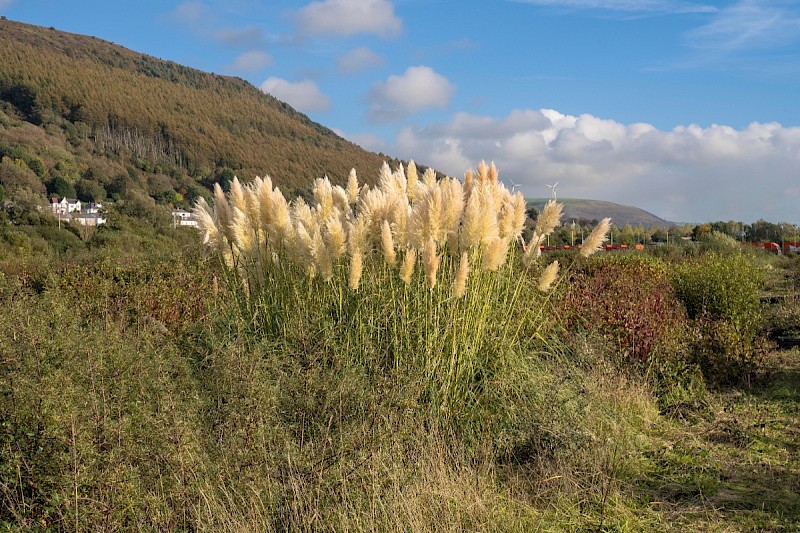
left=335, top=129, right=388, bottom=153
left=169, top=0, right=214, bottom=28
left=511, top=0, right=715, bottom=14
left=367, top=66, right=455, bottom=122
left=169, top=2, right=266, bottom=48
left=229, top=50, right=272, bottom=72
left=295, top=0, right=402, bottom=38
left=685, top=0, right=800, bottom=53
left=393, top=109, right=800, bottom=223
left=338, top=47, right=384, bottom=73
left=214, top=26, right=266, bottom=47
left=260, top=77, right=331, bottom=113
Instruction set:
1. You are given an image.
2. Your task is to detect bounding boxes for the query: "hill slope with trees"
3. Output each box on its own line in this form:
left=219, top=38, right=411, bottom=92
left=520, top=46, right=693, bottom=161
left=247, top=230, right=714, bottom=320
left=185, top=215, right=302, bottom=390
left=0, top=18, right=397, bottom=213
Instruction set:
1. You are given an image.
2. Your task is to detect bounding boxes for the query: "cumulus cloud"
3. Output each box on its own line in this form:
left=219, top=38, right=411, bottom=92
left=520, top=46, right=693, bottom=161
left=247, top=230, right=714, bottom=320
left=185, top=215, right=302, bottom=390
left=393, top=109, right=800, bottom=223
left=229, top=50, right=272, bottom=72
left=338, top=47, right=384, bottom=73
left=295, top=0, right=402, bottom=38
left=260, top=77, right=331, bottom=113
left=367, top=66, right=455, bottom=122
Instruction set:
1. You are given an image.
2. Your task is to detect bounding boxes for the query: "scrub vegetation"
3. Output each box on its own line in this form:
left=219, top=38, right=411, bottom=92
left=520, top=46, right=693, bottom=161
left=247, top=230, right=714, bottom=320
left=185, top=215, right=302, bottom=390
left=2, top=160, right=799, bottom=532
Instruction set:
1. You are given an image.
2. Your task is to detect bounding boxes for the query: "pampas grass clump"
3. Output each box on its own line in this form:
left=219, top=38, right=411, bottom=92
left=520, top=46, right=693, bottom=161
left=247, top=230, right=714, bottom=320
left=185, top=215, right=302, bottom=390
left=195, top=161, right=609, bottom=431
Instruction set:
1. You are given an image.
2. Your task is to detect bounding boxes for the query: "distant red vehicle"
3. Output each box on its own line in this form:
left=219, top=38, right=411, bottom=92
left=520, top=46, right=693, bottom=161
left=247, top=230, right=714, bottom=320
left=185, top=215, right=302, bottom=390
left=743, top=242, right=782, bottom=254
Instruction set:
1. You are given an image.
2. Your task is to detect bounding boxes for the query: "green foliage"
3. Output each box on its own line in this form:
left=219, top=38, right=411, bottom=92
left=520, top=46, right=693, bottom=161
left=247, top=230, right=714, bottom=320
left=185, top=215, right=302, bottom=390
left=698, top=230, right=741, bottom=254
left=46, top=175, right=76, bottom=199
left=0, top=285, right=206, bottom=530
left=112, top=190, right=170, bottom=225
left=672, top=253, right=763, bottom=330
left=672, top=253, right=766, bottom=385
left=74, top=178, right=106, bottom=202
left=0, top=155, right=44, bottom=196
left=0, top=143, right=45, bottom=178
left=51, top=158, right=80, bottom=183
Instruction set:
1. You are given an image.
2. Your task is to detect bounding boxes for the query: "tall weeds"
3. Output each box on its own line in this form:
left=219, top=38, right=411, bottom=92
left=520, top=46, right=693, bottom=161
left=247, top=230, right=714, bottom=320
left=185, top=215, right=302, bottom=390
left=195, top=161, right=609, bottom=433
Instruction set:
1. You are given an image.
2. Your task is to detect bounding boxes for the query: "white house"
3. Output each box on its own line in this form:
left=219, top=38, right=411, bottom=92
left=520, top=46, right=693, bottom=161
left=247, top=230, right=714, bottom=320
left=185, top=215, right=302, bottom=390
left=71, top=213, right=107, bottom=227
left=50, top=197, right=81, bottom=215
left=50, top=197, right=106, bottom=226
left=172, top=209, right=198, bottom=227
left=83, top=202, right=103, bottom=214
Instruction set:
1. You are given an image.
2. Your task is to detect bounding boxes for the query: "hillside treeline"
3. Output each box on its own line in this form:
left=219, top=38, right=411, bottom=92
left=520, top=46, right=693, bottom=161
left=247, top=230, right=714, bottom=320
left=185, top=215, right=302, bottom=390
left=0, top=19, right=396, bottom=212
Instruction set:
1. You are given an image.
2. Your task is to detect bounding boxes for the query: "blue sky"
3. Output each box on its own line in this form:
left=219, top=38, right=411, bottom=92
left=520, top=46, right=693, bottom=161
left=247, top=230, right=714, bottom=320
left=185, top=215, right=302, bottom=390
left=3, top=0, right=800, bottom=224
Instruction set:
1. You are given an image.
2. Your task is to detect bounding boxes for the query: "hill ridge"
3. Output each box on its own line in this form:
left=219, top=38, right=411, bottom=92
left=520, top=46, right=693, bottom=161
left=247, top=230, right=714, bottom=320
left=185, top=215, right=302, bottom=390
left=527, top=198, right=673, bottom=228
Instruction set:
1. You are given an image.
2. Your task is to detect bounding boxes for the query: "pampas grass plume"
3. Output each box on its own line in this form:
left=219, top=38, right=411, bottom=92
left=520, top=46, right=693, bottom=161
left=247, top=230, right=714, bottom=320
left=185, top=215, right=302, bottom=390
left=534, top=199, right=562, bottom=238
left=193, top=198, right=219, bottom=247
left=463, top=169, right=474, bottom=198
left=441, top=178, right=465, bottom=239
left=454, top=252, right=470, bottom=297
left=477, top=160, right=489, bottom=184
left=213, top=183, right=235, bottom=245
left=482, top=237, right=509, bottom=272
left=522, top=232, right=543, bottom=267
left=231, top=206, right=255, bottom=255
left=400, top=248, right=417, bottom=285
left=347, top=168, right=360, bottom=204
left=538, top=260, right=559, bottom=292
left=325, top=215, right=347, bottom=259
left=423, top=238, right=440, bottom=288
left=229, top=176, right=247, bottom=213
left=510, top=192, right=527, bottom=238
left=580, top=217, right=611, bottom=258
left=406, top=160, right=419, bottom=201
left=381, top=220, right=397, bottom=267
left=349, top=250, right=363, bottom=290
left=348, top=218, right=369, bottom=255
left=422, top=168, right=437, bottom=188
left=477, top=185, right=499, bottom=244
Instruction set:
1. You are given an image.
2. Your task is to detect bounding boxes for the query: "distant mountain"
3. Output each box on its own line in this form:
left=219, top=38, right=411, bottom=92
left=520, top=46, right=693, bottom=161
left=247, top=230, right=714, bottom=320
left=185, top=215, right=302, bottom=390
left=527, top=198, right=674, bottom=228
left=0, top=18, right=399, bottom=210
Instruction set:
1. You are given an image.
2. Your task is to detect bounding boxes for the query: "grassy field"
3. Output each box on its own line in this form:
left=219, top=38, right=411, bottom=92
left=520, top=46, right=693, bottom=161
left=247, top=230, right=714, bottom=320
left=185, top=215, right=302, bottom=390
left=1, top=193, right=799, bottom=531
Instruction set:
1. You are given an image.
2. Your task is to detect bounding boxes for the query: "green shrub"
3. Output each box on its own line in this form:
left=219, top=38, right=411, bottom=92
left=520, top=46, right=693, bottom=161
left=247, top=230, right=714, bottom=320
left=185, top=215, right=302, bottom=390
left=672, top=252, right=763, bottom=332
left=697, top=230, right=741, bottom=254
left=0, top=290, right=206, bottom=530
left=672, top=253, right=765, bottom=385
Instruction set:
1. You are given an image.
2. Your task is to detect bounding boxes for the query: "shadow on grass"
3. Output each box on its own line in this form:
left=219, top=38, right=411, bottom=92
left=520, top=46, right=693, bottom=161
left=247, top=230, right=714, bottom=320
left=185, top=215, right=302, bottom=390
left=637, top=350, right=800, bottom=531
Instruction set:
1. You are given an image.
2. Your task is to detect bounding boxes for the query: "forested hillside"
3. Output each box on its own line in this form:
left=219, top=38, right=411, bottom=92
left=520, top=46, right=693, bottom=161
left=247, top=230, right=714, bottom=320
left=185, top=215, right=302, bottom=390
left=0, top=18, right=397, bottom=213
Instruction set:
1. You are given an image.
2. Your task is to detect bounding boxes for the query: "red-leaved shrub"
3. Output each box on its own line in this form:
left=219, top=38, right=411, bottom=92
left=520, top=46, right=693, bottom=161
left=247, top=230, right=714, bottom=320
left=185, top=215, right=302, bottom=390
left=560, top=254, right=688, bottom=363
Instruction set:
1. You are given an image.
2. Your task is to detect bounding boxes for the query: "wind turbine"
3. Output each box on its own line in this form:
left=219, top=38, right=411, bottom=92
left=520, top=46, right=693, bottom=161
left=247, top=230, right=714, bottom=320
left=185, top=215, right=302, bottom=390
left=546, top=182, right=559, bottom=200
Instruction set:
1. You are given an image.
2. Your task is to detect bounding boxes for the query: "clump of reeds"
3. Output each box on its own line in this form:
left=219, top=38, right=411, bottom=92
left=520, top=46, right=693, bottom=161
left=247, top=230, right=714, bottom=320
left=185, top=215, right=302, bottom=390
left=195, top=161, right=610, bottom=425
